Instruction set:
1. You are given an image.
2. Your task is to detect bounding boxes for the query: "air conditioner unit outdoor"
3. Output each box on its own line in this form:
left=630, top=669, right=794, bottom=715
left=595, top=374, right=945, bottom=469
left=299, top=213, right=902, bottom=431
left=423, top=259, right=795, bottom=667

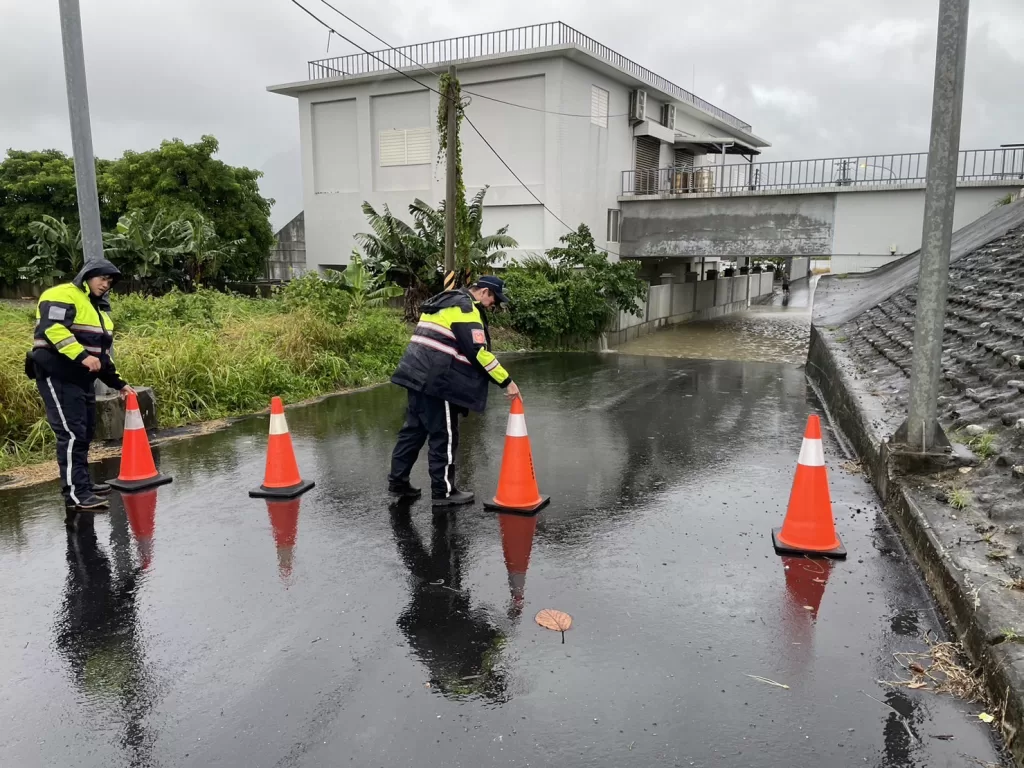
left=629, top=89, right=647, bottom=123
left=661, top=104, right=676, bottom=131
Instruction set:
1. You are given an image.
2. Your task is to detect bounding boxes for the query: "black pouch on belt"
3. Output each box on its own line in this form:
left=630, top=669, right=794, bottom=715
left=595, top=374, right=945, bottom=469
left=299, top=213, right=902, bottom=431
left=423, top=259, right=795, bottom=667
left=23, top=351, right=36, bottom=380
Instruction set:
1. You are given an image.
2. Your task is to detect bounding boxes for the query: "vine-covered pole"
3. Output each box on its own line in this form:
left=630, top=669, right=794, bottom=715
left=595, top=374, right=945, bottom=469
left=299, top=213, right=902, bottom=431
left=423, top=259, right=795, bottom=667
left=444, top=65, right=458, bottom=276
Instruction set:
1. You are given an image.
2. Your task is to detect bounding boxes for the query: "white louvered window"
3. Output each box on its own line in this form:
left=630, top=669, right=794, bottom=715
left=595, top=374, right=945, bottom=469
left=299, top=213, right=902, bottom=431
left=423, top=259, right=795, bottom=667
left=379, top=127, right=432, bottom=167
left=590, top=86, right=609, bottom=128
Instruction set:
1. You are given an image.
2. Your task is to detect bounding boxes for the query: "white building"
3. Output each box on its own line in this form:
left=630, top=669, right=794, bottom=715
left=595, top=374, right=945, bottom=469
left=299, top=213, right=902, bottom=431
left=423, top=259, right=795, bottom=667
left=269, top=21, right=770, bottom=273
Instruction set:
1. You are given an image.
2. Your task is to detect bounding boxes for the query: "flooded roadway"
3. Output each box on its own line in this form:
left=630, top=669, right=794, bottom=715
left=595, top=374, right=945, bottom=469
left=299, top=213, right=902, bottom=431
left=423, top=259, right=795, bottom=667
left=0, top=293, right=1007, bottom=767
left=618, top=278, right=816, bottom=364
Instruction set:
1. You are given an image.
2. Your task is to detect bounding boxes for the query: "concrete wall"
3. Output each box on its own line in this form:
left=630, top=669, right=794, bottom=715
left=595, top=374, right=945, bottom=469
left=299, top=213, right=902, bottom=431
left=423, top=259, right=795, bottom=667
left=267, top=211, right=308, bottom=280
left=605, top=273, right=774, bottom=346
left=619, top=184, right=1023, bottom=270
left=620, top=193, right=835, bottom=259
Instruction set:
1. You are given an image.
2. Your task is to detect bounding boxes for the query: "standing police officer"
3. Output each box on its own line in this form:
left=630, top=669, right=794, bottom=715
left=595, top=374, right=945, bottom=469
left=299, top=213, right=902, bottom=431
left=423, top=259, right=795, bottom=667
left=388, top=276, right=520, bottom=506
left=27, top=259, right=135, bottom=511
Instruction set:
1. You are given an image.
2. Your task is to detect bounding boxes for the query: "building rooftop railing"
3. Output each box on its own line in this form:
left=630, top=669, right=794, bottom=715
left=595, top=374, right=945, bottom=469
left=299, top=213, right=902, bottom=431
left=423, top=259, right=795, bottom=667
left=306, top=21, right=753, bottom=133
left=621, top=148, right=1024, bottom=196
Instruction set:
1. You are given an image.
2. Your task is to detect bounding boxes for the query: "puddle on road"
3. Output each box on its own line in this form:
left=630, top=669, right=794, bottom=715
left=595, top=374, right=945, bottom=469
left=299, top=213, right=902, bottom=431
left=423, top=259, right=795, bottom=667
left=616, top=305, right=812, bottom=364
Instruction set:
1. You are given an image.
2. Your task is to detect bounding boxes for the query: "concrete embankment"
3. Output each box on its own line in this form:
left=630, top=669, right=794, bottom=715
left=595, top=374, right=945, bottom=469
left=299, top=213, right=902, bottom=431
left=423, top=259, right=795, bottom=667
left=809, top=199, right=1024, bottom=765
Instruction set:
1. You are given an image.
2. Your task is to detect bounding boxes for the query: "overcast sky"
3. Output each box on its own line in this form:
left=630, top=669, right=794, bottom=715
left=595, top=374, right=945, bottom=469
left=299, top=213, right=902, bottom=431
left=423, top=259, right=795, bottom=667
left=2, top=0, right=1022, bottom=229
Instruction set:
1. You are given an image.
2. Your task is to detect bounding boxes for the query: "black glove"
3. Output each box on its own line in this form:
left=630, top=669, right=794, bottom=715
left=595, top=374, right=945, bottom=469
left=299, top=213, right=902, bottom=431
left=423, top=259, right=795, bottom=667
left=23, top=352, right=36, bottom=381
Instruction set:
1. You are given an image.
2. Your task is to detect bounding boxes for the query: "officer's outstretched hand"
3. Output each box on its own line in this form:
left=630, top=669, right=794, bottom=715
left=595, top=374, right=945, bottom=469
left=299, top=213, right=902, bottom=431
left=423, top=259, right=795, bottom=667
left=119, top=385, right=137, bottom=401
left=506, top=381, right=521, bottom=400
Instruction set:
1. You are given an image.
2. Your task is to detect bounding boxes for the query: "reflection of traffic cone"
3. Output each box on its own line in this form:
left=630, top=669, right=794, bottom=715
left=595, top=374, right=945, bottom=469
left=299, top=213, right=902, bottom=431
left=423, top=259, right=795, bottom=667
left=484, top=397, right=550, bottom=514
left=781, top=556, right=834, bottom=621
left=108, top=392, right=173, bottom=492
left=249, top=397, right=315, bottom=499
left=123, top=489, right=157, bottom=570
left=266, top=498, right=301, bottom=581
left=499, top=513, right=538, bottom=611
left=772, top=415, right=846, bottom=558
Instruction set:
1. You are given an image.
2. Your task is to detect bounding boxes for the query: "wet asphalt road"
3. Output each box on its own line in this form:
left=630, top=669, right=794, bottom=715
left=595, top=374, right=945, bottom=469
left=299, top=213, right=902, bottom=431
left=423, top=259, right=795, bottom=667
left=0, top=353, right=1006, bottom=768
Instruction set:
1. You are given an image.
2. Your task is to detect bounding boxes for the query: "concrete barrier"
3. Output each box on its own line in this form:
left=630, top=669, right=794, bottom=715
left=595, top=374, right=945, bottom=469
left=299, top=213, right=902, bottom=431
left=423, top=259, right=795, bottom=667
left=695, top=281, right=716, bottom=311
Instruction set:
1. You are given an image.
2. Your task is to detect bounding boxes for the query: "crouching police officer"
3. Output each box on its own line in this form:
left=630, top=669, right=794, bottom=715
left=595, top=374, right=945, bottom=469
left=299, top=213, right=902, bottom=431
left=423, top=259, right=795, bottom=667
left=389, top=275, right=520, bottom=506
left=26, top=259, right=135, bottom=512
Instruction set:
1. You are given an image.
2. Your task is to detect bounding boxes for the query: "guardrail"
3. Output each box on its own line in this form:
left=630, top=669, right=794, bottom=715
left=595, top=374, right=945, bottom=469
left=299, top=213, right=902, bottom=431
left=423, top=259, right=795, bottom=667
left=621, top=148, right=1024, bottom=196
left=307, top=21, right=752, bottom=133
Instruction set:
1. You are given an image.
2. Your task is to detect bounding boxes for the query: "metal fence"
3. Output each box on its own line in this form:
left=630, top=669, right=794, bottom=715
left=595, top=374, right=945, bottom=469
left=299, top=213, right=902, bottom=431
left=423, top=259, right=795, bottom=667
left=621, top=148, right=1024, bottom=196
left=306, top=21, right=752, bottom=133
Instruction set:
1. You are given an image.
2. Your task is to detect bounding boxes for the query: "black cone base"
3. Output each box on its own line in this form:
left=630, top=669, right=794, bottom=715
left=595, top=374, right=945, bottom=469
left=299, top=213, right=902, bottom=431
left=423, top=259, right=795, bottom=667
left=108, top=474, right=173, bottom=492
left=249, top=479, right=315, bottom=499
left=484, top=495, right=551, bottom=516
left=771, top=527, right=847, bottom=559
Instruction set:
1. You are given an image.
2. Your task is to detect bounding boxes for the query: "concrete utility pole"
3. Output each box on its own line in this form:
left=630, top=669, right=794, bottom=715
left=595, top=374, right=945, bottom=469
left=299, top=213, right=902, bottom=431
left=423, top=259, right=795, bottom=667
left=443, top=65, right=458, bottom=279
left=58, top=0, right=105, bottom=267
left=902, top=0, right=970, bottom=453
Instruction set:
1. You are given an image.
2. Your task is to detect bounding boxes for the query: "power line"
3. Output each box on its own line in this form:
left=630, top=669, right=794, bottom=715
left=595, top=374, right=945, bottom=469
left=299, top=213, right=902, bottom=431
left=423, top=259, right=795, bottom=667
left=288, top=0, right=620, bottom=257
left=312, top=0, right=629, bottom=119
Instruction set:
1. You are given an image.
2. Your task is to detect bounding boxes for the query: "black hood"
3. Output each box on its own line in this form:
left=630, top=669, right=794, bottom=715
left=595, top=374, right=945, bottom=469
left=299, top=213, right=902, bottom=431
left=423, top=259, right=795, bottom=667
left=420, top=289, right=473, bottom=315
left=72, top=258, right=122, bottom=289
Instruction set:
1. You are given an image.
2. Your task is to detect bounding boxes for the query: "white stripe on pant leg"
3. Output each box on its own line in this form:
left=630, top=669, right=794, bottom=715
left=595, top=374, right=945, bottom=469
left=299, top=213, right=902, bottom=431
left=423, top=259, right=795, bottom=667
left=46, top=377, right=80, bottom=505
left=444, top=401, right=453, bottom=497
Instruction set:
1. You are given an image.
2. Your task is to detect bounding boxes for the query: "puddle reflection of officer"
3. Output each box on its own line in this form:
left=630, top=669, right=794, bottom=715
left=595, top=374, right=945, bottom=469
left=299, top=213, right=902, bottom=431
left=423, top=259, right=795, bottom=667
left=57, top=515, right=153, bottom=762
left=389, top=503, right=509, bottom=701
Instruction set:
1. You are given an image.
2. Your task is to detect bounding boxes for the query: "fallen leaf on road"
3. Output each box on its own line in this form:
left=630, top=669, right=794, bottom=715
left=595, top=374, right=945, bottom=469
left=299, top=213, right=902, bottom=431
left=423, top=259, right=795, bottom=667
left=909, top=662, right=926, bottom=674
left=746, top=674, right=790, bottom=690
left=979, top=712, right=995, bottom=723
left=536, top=609, right=573, bottom=643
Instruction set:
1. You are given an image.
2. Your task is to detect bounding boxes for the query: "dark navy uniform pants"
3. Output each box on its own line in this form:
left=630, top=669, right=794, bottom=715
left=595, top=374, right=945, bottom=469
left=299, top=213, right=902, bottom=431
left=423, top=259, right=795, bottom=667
left=36, top=375, right=95, bottom=505
left=389, top=390, right=461, bottom=497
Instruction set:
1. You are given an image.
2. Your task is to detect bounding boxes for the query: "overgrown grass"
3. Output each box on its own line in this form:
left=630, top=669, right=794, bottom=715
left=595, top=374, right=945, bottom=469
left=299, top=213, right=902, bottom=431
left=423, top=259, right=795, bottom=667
left=947, top=487, right=972, bottom=510
left=0, top=289, right=409, bottom=471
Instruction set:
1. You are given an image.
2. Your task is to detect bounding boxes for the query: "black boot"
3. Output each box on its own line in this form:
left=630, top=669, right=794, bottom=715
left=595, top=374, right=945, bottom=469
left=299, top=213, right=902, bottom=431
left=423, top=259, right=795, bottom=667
left=91, top=483, right=112, bottom=496
left=389, top=481, right=422, bottom=499
left=66, top=494, right=111, bottom=512
left=431, top=489, right=474, bottom=507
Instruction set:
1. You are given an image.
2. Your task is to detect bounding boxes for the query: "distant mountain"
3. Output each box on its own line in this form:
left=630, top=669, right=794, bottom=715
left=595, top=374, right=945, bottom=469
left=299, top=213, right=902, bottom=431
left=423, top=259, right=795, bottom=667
left=259, top=146, right=303, bottom=232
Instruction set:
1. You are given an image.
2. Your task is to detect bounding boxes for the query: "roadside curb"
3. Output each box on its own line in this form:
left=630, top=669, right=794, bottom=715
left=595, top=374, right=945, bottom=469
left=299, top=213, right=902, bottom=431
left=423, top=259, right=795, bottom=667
left=808, top=323, right=1024, bottom=765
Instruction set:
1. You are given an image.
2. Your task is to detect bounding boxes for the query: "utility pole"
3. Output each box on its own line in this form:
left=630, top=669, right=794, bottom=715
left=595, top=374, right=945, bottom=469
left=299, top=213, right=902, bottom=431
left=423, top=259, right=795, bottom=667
left=900, top=0, right=971, bottom=453
left=443, top=65, right=458, bottom=283
left=58, top=0, right=104, bottom=267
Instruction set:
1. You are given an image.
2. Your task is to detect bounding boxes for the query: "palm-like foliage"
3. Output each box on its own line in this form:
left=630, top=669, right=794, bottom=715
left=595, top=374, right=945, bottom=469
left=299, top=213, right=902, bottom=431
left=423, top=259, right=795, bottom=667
left=325, top=251, right=403, bottom=310
left=21, top=215, right=83, bottom=281
left=176, top=214, right=244, bottom=286
left=103, top=210, right=188, bottom=279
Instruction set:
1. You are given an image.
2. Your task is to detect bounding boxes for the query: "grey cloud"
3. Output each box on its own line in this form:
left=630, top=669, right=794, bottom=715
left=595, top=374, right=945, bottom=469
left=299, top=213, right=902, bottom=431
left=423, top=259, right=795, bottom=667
left=2, top=0, right=1021, bottom=230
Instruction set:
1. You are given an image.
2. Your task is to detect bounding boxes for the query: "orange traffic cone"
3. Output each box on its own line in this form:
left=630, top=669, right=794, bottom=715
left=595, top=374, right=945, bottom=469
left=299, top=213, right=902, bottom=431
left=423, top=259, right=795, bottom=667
left=771, top=415, right=846, bottom=559
left=266, top=498, right=301, bottom=581
left=108, top=392, right=172, bottom=491
left=249, top=397, right=315, bottom=499
left=499, top=512, right=538, bottom=610
left=484, top=397, right=550, bottom=514
left=123, top=489, right=158, bottom=570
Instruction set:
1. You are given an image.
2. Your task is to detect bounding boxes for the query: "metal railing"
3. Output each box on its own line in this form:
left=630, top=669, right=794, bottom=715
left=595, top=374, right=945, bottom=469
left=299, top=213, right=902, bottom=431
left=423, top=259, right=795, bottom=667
left=306, top=21, right=752, bottom=133
left=621, top=148, right=1024, bottom=196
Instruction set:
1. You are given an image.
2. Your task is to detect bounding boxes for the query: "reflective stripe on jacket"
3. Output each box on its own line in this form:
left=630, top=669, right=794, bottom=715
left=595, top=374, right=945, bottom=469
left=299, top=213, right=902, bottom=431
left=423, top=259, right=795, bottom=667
left=391, top=289, right=510, bottom=412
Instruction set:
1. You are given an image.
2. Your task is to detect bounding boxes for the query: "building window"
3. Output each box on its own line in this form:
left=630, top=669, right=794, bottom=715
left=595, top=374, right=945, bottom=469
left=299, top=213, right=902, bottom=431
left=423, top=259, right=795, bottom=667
left=379, top=127, right=431, bottom=167
left=607, top=209, right=620, bottom=242
left=590, top=86, right=609, bottom=128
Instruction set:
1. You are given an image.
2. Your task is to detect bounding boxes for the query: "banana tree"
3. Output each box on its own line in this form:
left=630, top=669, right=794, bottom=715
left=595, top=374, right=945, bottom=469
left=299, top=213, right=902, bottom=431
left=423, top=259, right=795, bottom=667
left=20, top=215, right=83, bottom=282
left=356, top=202, right=436, bottom=319
left=328, top=251, right=403, bottom=311
left=176, top=214, right=244, bottom=287
left=103, top=210, right=188, bottom=280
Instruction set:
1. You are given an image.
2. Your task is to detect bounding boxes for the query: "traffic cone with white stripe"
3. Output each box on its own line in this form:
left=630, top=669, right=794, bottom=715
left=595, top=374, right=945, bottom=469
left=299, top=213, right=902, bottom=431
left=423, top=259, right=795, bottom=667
left=484, top=397, right=550, bottom=514
left=108, top=392, right=173, bottom=491
left=771, top=414, right=846, bottom=559
left=249, top=397, right=315, bottom=499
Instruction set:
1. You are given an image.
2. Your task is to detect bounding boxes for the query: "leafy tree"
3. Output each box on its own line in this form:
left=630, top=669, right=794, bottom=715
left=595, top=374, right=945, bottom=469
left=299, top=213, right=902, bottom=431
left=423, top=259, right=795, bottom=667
left=99, top=135, right=272, bottom=280
left=176, top=213, right=244, bottom=286
left=0, top=150, right=88, bottom=283
left=20, top=215, right=83, bottom=282
left=498, top=224, right=647, bottom=348
left=103, top=210, right=188, bottom=281
left=356, top=202, right=435, bottom=320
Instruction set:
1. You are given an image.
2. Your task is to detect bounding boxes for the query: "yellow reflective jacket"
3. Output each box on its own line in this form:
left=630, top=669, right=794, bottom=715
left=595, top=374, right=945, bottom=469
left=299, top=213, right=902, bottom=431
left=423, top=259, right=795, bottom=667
left=31, top=266, right=125, bottom=389
left=391, top=289, right=510, bottom=412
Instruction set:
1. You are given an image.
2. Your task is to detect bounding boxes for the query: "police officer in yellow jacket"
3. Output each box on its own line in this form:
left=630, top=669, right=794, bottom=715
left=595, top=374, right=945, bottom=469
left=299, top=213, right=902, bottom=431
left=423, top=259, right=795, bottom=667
left=27, top=259, right=135, bottom=511
left=389, top=276, right=520, bottom=506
